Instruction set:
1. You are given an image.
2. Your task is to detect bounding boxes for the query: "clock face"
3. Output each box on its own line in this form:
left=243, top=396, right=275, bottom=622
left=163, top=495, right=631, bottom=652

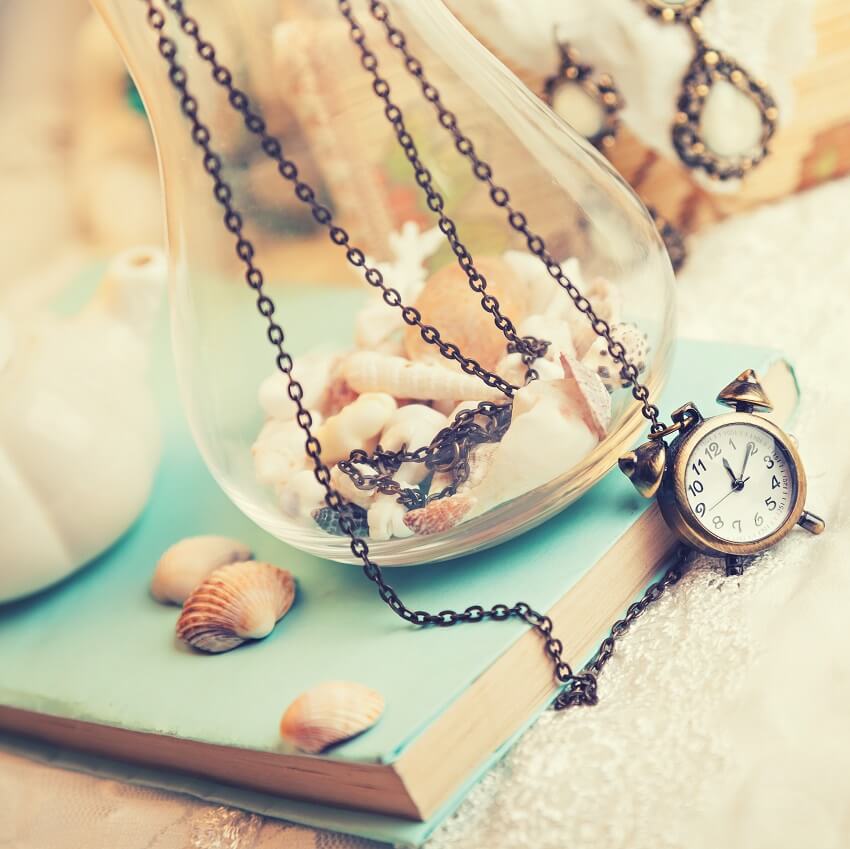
left=682, top=421, right=797, bottom=544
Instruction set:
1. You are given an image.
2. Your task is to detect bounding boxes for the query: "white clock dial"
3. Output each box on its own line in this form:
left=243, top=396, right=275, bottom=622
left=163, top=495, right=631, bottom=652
left=683, top=422, right=797, bottom=544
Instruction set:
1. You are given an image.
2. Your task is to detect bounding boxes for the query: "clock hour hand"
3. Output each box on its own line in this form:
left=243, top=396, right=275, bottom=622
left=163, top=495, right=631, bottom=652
left=722, top=458, right=738, bottom=486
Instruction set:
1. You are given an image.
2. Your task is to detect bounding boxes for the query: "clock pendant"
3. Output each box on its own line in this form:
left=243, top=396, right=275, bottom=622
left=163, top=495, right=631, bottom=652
left=619, top=369, right=825, bottom=575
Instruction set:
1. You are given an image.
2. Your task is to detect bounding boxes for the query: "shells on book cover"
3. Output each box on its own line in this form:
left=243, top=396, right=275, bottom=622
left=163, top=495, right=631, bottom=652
left=176, top=561, right=296, bottom=653
left=341, top=351, right=501, bottom=403
left=404, top=257, right=527, bottom=372
left=581, top=323, right=649, bottom=391
left=280, top=681, right=385, bottom=754
left=403, top=493, right=475, bottom=536
left=315, top=392, right=397, bottom=465
left=151, top=535, right=253, bottom=605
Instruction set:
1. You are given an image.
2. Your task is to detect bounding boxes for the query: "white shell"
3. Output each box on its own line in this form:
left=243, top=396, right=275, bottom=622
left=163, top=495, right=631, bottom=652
left=519, top=314, right=577, bottom=361
left=368, top=492, right=415, bottom=540
left=278, top=469, right=326, bottom=518
left=280, top=680, right=385, bottom=754
left=700, top=79, right=765, bottom=158
left=315, top=393, right=397, bottom=465
left=379, top=404, right=448, bottom=484
left=177, top=561, right=296, bottom=653
left=259, top=351, right=338, bottom=421
left=495, top=352, right=563, bottom=387
left=341, top=351, right=502, bottom=402
left=151, top=535, right=252, bottom=605
left=330, top=463, right=378, bottom=509
left=252, top=417, right=322, bottom=487
left=0, top=248, right=164, bottom=603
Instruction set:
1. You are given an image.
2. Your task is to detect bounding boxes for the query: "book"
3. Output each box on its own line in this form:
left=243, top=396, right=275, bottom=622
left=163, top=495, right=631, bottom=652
left=0, top=271, right=798, bottom=847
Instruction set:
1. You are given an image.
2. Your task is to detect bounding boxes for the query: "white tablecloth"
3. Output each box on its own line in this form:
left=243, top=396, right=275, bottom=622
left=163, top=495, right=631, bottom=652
left=3, top=176, right=850, bottom=849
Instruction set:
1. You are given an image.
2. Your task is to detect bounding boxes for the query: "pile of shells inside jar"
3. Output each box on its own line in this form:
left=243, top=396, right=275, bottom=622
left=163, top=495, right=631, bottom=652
left=252, top=222, right=648, bottom=542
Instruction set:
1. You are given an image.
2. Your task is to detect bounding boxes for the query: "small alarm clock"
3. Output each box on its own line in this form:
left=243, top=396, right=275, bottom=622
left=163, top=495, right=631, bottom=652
left=620, top=369, right=824, bottom=575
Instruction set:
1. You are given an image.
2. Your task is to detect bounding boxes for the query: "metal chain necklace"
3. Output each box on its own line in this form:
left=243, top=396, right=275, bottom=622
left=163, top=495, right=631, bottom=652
left=141, top=0, right=683, bottom=709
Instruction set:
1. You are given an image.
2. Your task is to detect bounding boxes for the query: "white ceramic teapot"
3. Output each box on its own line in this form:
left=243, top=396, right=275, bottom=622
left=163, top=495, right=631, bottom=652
left=0, top=246, right=164, bottom=602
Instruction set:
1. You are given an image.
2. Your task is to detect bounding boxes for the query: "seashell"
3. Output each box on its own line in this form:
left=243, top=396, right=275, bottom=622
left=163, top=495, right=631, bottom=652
left=558, top=353, right=612, bottom=441
left=380, top=404, right=449, bottom=484
left=581, top=323, right=649, bottom=390
left=278, top=469, right=326, bottom=518
left=404, top=256, right=527, bottom=372
left=495, top=352, right=563, bottom=387
left=503, top=251, right=587, bottom=321
left=564, top=277, right=621, bottom=357
left=259, top=351, right=338, bottom=421
left=315, top=392, right=397, bottom=465
left=252, top=417, right=323, bottom=488
left=342, top=351, right=503, bottom=403
left=312, top=503, right=370, bottom=537
left=280, top=680, right=385, bottom=754
left=403, top=494, right=475, bottom=535
left=330, top=463, right=378, bottom=509
left=355, top=298, right=406, bottom=353
left=151, top=536, right=252, bottom=605
left=368, top=492, right=415, bottom=541
left=176, top=561, right=296, bottom=653
left=519, top=314, right=576, bottom=361
left=323, top=376, right=359, bottom=418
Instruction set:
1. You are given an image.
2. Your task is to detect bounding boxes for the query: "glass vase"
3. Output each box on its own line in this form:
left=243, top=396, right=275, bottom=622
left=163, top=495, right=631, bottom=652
left=93, top=0, right=676, bottom=565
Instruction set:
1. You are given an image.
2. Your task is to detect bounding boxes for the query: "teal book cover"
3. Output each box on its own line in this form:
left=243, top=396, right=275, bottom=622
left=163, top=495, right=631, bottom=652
left=0, top=269, right=796, bottom=847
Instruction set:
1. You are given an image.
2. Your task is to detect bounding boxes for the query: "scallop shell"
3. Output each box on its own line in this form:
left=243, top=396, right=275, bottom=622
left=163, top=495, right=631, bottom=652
left=403, top=493, right=475, bottom=535
left=341, top=351, right=502, bottom=403
left=280, top=680, right=385, bottom=754
left=404, top=256, right=527, bottom=372
left=176, top=561, right=296, bottom=653
left=151, top=536, right=252, bottom=606
left=151, top=536, right=252, bottom=604
left=581, top=323, right=649, bottom=390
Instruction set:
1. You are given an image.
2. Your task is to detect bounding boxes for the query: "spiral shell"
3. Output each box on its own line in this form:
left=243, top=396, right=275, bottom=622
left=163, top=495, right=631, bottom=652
left=280, top=681, right=385, bottom=754
left=405, top=257, right=527, bottom=371
left=176, top=561, right=296, bottom=653
left=341, top=351, right=501, bottom=403
left=151, top=536, right=252, bottom=605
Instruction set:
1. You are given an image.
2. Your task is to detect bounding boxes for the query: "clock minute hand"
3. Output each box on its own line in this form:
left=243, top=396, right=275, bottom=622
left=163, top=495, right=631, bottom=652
left=738, top=443, right=754, bottom=481
left=708, top=476, right=751, bottom=513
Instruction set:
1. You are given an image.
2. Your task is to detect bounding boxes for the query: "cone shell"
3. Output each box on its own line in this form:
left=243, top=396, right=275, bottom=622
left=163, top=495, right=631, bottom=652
left=151, top=536, right=252, bottom=605
left=404, top=257, right=527, bottom=372
left=176, top=561, right=296, bottom=653
left=280, top=681, right=385, bottom=754
left=403, top=493, right=475, bottom=535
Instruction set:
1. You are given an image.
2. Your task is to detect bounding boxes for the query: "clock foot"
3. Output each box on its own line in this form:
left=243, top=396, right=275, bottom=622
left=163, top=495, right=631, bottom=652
left=798, top=510, right=826, bottom=535
left=725, top=554, right=746, bottom=577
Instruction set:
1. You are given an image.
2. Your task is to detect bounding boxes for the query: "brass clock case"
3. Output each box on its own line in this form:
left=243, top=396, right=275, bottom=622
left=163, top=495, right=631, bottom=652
left=657, top=411, right=808, bottom=556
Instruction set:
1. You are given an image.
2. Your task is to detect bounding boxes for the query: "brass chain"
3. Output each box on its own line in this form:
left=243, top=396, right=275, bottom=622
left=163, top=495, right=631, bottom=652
left=141, top=0, right=674, bottom=709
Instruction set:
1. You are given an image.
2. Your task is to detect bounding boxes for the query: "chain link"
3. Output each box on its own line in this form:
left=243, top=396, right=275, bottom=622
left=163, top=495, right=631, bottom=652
left=142, top=0, right=674, bottom=710
left=363, top=0, right=664, bottom=432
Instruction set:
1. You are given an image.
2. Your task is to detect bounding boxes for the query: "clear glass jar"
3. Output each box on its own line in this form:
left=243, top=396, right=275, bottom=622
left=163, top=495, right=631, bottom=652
left=93, top=0, right=676, bottom=565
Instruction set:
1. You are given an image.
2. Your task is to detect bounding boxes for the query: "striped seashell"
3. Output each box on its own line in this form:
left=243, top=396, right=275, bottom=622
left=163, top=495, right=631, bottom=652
left=151, top=535, right=252, bottom=605
left=341, top=351, right=502, bottom=403
left=176, top=561, right=296, bottom=653
left=280, top=680, right=385, bottom=754
left=403, top=493, right=475, bottom=535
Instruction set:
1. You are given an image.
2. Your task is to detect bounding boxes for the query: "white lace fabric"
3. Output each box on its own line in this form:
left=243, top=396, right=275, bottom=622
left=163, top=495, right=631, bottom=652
left=3, top=182, right=850, bottom=849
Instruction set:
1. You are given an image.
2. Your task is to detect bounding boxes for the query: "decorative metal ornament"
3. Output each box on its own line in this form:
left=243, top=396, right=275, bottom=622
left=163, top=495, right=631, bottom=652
left=648, top=206, right=687, bottom=273
left=640, top=0, right=779, bottom=181
left=543, top=42, right=623, bottom=151
left=672, top=45, right=778, bottom=181
left=716, top=368, right=774, bottom=413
